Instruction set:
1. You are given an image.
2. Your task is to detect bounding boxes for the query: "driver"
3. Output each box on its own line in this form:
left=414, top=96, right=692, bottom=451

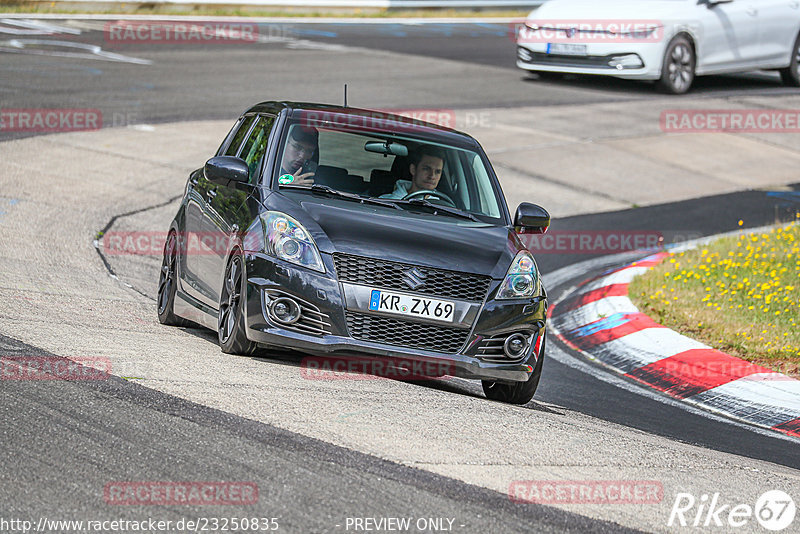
left=278, top=126, right=318, bottom=186
left=380, top=145, right=445, bottom=199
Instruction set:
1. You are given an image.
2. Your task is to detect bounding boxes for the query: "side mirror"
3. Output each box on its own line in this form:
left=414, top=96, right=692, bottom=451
left=204, top=156, right=250, bottom=187
left=706, top=0, right=733, bottom=6
left=514, top=203, right=550, bottom=234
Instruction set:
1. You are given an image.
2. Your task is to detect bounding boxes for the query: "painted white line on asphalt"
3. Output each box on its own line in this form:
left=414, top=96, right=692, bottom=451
left=0, top=18, right=82, bottom=35
left=1, top=39, right=152, bottom=64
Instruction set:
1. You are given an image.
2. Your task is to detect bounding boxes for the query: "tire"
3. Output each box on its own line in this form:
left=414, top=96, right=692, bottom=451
left=482, top=333, right=545, bottom=405
left=157, top=232, right=189, bottom=327
left=218, top=252, right=257, bottom=355
left=779, top=32, right=800, bottom=87
left=657, top=35, right=695, bottom=94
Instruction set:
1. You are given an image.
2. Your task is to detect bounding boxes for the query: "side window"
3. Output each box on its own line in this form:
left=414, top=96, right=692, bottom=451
left=239, top=115, right=276, bottom=182
left=224, top=115, right=256, bottom=157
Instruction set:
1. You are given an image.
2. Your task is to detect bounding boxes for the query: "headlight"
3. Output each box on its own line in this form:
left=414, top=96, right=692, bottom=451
left=262, top=212, right=324, bottom=273
left=497, top=251, right=539, bottom=300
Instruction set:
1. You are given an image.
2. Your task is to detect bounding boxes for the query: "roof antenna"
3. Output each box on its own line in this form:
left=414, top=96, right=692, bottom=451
left=343, top=84, right=348, bottom=107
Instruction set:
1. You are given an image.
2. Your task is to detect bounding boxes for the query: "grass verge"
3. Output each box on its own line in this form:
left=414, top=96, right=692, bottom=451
left=629, top=220, right=800, bottom=378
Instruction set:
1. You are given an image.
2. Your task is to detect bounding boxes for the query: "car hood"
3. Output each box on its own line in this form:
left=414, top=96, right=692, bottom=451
left=530, top=0, right=687, bottom=21
left=276, top=194, right=523, bottom=279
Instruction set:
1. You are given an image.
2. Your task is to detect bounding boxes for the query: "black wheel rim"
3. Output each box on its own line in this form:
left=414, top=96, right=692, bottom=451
left=157, top=233, right=177, bottom=315
left=218, top=257, right=241, bottom=343
left=667, top=43, right=693, bottom=92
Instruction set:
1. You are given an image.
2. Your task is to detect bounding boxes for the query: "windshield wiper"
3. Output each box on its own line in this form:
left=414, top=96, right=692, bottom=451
left=394, top=198, right=480, bottom=222
left=282, top=183, right=401, bottom=210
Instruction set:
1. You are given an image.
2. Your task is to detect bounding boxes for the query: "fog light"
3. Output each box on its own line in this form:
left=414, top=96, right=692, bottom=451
left=271, top=297, right=301, bottom=325
left=504, top=333, right=528, bottom=358
left=608, top=54, right=643, bottom=69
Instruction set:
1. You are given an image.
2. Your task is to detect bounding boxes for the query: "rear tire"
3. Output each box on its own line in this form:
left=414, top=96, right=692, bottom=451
left=157, top=231, right=189, bottom=327
left=482, top=333, right=545, bottom=405
left=218, top=253, right=257, bottom=356
left=657, top=35, right=695, bottom=94
left=779, top=33, right=800, bottom=87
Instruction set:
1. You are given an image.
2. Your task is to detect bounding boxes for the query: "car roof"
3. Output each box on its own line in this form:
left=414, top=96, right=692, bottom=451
left=243, top=101, right=480, bottom=149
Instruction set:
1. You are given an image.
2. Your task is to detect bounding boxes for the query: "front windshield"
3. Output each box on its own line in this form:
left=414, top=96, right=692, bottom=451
left=274, top=117, right=505, bottom=221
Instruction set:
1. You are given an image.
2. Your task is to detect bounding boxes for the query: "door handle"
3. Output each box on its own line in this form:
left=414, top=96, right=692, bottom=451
left=207, top=189, right=217, bottom=199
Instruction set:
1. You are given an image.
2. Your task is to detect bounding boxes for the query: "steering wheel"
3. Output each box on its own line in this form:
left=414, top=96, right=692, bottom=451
left=402, top=189, right=457, bottom=208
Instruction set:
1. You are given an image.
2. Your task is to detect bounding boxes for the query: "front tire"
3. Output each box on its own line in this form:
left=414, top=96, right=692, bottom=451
left=218, top=253, right=257, bottom=355
left=779, top=33, right=800, bottom=87
left=157, top=232, right=189, bottom=327
left=657, top=35, right=695, bottom=94
left=482, top=333, right=545, bottom=405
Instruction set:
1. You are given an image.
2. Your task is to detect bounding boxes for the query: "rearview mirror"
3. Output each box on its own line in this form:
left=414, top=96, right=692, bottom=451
left=204, top=156, right=250, bottom=188
left=514, top=203, right=550, bottom=234
left=364, top=141, right=409, bottom=157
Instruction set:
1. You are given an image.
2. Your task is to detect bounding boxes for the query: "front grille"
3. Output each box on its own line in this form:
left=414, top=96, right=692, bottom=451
left=264, top=289, right=332, bottom=336
left=346, top=311, right=470, bottom=354
left=333, top=253, right=490, bottom=301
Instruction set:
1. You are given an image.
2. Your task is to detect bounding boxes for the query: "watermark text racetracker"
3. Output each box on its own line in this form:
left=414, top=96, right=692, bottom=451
left=104, top=481, right=258, bottom=506
left=1, top=356, right=111, bottom=380
left=518, top=230, right=664, bottom=254
left=0, top=108, right=101, bottom=133
left=509, top=480, right=663, bottom=505
left=103, top=20, right=269, bottom=44
left=301, top=355, right=454, bottom=381
left=512, top=19, right=664, bottom=44
left=661, top=110, right=800, bottom=133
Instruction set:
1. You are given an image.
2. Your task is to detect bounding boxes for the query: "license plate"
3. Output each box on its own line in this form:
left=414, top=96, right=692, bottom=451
left=369, top=289, right=455, bottom=323
left=547, top=43, right=587, bottom=56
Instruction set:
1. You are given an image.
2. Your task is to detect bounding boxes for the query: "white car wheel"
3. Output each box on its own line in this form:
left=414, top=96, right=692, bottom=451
left=780, top=32, right=800, bottom=87
left=658, top=35, right=696, bottom=94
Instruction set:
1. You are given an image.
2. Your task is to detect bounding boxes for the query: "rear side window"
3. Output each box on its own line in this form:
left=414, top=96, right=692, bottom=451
left=239, top=115, right=276, bottom=182
left=224, top=115, right=256, bottom=157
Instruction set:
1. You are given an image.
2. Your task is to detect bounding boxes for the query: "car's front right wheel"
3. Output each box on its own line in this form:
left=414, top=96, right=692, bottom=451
left=218, top=252, right=257, bottom=355
left=657, top=35, right=695, bottom=94
left=157, top=231, right=188, bottom=327
left=482, top=334, right=545, bottom=405
left=780, top=32, right=800, bottom=87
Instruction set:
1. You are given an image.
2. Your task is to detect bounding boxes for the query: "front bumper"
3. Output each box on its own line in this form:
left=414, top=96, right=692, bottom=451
left=516, top=42, right=663, bottom=80
left=242, top=252, right=547, bottom=383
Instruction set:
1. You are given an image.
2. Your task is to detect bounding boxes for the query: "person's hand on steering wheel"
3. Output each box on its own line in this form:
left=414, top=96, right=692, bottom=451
left=402, top=189, right=457, bottom=207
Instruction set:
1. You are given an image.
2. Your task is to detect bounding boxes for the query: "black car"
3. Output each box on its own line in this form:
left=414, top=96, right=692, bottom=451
left=157, top=102, right=550, bottom=404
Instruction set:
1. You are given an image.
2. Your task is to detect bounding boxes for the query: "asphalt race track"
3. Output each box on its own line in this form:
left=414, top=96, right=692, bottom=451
left=1, top=16, right=800, bottom=533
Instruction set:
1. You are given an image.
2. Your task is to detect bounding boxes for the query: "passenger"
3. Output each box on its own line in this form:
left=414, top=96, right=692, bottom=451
left=380, top=145, right=445, bottom=199
left=278, top=126, right=318, bottom=186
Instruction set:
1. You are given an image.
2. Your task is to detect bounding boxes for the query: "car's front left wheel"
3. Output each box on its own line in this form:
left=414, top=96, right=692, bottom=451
left=780, top=32, right=800, bottom=87
left=482, top=333, right=545, bottom=405
left=218, top=253, right=257, bottom=355
left=657, top=35, right=695, bottom=94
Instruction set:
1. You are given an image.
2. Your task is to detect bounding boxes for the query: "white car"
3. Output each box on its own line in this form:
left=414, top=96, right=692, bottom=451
left=516, top=0, right=800, bottom=93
